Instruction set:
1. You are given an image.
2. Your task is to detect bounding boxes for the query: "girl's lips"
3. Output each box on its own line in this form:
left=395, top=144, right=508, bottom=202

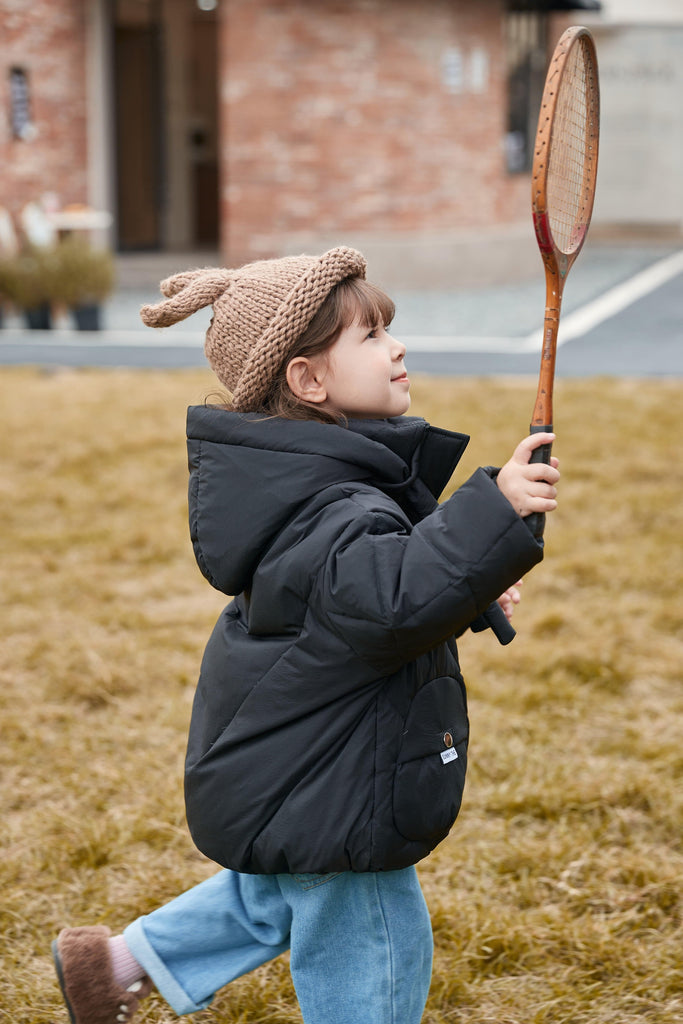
left=392, top=371, right=409, bottom=382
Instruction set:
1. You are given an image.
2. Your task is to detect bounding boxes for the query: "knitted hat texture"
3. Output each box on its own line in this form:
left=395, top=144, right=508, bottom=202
left=140, top=246, right=367, bottom=410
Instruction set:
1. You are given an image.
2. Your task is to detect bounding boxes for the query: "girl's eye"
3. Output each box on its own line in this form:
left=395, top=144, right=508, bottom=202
left=366, top=326, right=379, bottom=340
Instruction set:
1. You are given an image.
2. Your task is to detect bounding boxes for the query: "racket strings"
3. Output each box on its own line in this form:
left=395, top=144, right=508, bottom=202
left=547, top=39, right=597, bottom=253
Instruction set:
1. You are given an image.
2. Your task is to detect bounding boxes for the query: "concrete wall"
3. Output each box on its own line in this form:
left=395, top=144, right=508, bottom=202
left=590, top=23, right=683, bottom=234
left=597, top=0, right=683, bottom=26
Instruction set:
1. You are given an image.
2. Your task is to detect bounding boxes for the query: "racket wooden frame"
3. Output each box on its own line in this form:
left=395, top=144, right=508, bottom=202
left=528, top=25, right=600, bottom=537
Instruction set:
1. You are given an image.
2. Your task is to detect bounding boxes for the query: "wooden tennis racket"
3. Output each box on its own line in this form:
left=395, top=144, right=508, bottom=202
left=527, top=25, right=600, bottom=541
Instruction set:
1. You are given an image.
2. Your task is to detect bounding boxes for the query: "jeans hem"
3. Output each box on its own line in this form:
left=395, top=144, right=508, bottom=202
left=123, top=918, right=213, bottom=1015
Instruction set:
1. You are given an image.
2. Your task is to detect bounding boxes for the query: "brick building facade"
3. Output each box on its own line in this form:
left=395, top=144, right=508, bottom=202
left=2, top=0, right=621, bottom=286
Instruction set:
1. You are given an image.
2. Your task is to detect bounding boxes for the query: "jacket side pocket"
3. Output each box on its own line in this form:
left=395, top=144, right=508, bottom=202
left=392, top=676, right=468, bottom=845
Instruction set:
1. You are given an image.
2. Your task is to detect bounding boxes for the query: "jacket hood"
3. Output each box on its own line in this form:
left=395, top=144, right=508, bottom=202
left=186, top=406, right=469, bottom=596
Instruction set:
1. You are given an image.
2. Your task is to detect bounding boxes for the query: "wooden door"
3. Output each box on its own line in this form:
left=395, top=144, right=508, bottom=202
left=114, top=26, right=162, bottom=249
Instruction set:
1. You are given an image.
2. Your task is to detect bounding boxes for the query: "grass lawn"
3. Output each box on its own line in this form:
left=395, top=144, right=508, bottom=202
left=1, top=367, right=681, bottom=1023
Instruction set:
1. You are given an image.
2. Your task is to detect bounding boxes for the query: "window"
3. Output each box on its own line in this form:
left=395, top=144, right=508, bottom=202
left=505, top=12, right=548, bottom=173
left=9, top=67, right=33, bottom=141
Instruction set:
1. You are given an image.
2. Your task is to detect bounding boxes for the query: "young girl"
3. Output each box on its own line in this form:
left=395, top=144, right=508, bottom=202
left=52, top=247, right=559, bottom=1024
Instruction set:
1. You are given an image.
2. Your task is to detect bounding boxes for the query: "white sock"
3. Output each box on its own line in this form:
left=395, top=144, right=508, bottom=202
left=109, top=934, right=146, bottom=989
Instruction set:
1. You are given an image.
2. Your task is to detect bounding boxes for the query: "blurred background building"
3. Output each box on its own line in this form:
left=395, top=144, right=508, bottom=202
left=1, top=0, right=681, bottom=286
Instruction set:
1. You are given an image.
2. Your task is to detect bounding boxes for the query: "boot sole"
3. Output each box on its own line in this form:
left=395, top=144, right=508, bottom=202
left=52, top=938, right=77, bottom=1024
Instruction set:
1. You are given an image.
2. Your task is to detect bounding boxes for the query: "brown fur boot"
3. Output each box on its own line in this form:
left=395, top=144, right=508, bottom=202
left=52, top=926, right=153, bottom=1024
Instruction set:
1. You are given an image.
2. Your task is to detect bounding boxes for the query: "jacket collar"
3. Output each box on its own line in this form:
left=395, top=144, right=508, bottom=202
left=188, top=407, right=469, bottom=501
left=346, top=416, right=469, bottom=501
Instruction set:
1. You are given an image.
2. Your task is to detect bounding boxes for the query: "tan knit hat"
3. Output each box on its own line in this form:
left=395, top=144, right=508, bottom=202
left=140, top=246, right=367, bottom=410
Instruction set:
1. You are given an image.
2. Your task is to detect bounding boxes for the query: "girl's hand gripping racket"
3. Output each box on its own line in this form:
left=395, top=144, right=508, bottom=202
left=528, top=25, right=600, bottom=541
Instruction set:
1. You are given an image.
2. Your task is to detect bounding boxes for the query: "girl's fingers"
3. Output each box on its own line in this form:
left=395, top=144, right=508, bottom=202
left=526, top=462, right=560, bottom=485
left=516, top=433, right=556, bottom=461
left=530, top=495, right=557, bottom=513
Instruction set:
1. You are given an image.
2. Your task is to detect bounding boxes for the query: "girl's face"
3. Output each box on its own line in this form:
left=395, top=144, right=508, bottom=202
left=315, top=319, right=410, bottom=420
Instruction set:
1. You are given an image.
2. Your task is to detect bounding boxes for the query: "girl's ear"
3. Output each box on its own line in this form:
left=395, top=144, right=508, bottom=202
left=286, top=356, right=328, bottom=405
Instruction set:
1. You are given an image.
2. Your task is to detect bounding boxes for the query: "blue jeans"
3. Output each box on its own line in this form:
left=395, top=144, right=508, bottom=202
left=123, top=866, right=433, bottom=1022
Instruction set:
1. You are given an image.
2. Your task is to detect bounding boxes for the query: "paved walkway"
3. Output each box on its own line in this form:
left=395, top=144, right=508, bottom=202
left=1, top=241, right=681, bottom=377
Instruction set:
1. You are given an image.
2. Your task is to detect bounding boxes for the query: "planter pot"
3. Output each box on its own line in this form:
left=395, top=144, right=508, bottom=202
left=72, top=303, right=102, bottom=331
left=24, top=303, right=52, bottom=330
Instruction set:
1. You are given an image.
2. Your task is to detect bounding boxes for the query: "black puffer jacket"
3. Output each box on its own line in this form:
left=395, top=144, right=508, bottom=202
left=184, top=408, right=542, bottom=874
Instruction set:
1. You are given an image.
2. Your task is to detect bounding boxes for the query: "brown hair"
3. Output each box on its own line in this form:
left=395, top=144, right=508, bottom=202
left=209, top=277, right=395, bottom=424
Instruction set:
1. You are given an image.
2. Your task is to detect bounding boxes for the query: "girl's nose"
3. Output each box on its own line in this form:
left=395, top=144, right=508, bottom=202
left=389, top=333, right=406, bottom=359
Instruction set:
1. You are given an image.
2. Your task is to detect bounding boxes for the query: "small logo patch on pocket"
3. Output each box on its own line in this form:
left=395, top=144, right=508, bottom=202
left=440, top=747, right=458, bottom=764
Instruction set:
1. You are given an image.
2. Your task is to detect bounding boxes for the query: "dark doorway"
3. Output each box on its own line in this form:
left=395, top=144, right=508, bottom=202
left=112, top=0, right=219, bottom=252
left=114, top=22, right=162, bottom=249
left=189, top=10, right=219, bottom=247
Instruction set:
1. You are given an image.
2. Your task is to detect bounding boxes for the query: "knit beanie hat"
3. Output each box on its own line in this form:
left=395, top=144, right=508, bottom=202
left=140, top=246, right=367, bottom=411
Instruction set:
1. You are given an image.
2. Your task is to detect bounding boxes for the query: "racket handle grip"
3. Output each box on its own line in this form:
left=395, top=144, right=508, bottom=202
left=527, top=423, right=553, bottom=542
left=471, top=601, right=516, bottom=645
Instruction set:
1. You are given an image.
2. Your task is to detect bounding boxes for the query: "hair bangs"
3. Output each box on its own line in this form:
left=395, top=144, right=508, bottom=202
left=337, top=277, right=395, bottom=330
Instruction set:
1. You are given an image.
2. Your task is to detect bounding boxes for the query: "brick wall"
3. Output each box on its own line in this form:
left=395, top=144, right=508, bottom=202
left=220, top=0, right=529, bottom=274
left=0, top=0, right=540, bottom=284
left=0, top=0, right=88, bottom=233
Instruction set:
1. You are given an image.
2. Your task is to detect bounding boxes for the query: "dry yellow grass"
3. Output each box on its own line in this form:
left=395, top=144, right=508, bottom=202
left=1, top=367, right=681, bottom=1023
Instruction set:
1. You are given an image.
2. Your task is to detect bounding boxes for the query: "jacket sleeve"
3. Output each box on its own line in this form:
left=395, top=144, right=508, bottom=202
left=312, top=467, right=543, bottom=674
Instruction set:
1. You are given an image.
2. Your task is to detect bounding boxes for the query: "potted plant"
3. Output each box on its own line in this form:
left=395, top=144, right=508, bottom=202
left=0, top=206, right=20, bottom=329
left=0, top=246, right=60, bottom=329
left=0, top=259, right=9, bottom=329
left=52, top=237, right=115, bottom=330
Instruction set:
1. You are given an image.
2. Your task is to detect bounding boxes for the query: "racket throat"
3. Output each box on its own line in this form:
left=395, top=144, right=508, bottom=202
left=541, top=321, right=557, bottom=363
left=531, top=289, right=562, bottom=427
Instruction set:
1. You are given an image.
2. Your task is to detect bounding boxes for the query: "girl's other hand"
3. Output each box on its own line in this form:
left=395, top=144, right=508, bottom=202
left=496, top=433, right=560, bottom=519
left=497, top=579, right=523, bottom=621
